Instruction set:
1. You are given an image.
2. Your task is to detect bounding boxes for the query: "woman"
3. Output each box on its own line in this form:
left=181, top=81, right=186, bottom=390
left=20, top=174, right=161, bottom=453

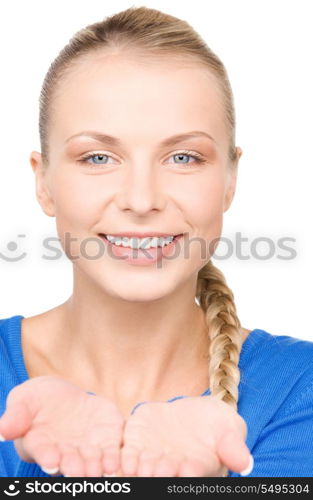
left=0, top=6, right=312, bottom=478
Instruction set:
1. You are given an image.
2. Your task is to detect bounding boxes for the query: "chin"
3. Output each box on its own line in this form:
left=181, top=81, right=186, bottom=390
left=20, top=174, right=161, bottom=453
left=91, top=272, right=177, bottom=303
left=80, top=258, right=187, bottom=301
left=107, top=284, right=174, bottom=303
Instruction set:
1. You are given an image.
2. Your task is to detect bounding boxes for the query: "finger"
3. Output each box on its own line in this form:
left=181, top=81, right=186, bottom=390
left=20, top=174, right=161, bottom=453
left=0, top=400, right=33, bottom=441
left=102, top=445, right=121, bottom=475
left=178, top=456, right=208, bottom=477
left=120, top=446, right=139, bottom=477
left=103, top=467, right=123, bottom=477
left=216, top=429, right=253, bottom=475
left=42, top=467, right=61, bottom=477
left=59, top=444, right=85, bottom=477
left=137, top=449, right=162, bottom=477
left=79, top=444, right=103, bottom=477
left=20, top=430, right=61, bottom=473
left=153, top=453, right=179, bottom=477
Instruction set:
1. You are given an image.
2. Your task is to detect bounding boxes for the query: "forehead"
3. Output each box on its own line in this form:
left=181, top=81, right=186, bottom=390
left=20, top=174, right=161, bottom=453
left=50, top=52, right=227, bottom=149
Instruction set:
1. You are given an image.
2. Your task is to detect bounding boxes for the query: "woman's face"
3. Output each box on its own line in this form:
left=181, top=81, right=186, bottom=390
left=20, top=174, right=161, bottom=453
left=31, top=52, right=240, bottom=302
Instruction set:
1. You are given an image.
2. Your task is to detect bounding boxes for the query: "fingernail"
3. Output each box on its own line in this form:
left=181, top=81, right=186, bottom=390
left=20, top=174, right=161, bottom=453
left=41, top=466, right=59, bottom=474
left=240, top=455, right=254, bottom=476
left=103, top=473, right=116, bottom=477
left=0, top=433, right=6, bottom=442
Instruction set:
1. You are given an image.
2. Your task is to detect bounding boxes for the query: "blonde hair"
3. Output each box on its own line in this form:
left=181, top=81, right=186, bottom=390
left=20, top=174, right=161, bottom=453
left=38, top=6, right=243, bottom=477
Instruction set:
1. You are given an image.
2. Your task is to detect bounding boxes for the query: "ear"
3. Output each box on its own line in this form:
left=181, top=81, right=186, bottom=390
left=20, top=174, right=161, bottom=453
left=223, top=147, right=242, bottom=213
left=29, top=151, right=56, bottom=217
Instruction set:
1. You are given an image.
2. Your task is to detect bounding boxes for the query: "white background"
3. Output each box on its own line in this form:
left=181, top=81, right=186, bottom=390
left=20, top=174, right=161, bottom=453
left=0, top=0, right=312, bottom=340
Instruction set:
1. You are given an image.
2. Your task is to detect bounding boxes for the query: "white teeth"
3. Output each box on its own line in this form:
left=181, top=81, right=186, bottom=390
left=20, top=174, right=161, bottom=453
left=105, top=235, right=175, bottom=249
left=139, top=237, right=152, bottom=249
left=149, top=237, right=158, bottom=248
left=115, top=238, right=123, bottom=246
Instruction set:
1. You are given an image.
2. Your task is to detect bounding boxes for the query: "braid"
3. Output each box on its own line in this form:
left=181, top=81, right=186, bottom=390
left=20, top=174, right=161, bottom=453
left=196, top=259, right=243, bottom=477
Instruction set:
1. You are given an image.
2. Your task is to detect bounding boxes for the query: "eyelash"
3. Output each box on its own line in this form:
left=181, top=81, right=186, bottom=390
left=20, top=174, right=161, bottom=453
left=77, top=150, right=207, bottom=168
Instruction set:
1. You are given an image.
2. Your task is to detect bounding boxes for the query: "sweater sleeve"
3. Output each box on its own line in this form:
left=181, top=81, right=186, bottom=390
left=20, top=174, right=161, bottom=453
left=231, top=367, right=313, bottom=477
left=15, top=461, right=52, bottom=477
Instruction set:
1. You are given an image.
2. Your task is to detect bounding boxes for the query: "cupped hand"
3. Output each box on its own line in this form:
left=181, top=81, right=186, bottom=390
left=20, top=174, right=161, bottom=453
left=0, top=377, right=252, bottom=478
left=120, top=395, right=252, bottom=477
left=0, top=376, right=125, bottom=477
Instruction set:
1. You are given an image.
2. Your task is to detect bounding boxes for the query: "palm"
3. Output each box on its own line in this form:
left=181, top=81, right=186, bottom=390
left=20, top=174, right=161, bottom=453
left=121, top=396, right=250, bottom=477
left=1, top=376, right=125, bottom=477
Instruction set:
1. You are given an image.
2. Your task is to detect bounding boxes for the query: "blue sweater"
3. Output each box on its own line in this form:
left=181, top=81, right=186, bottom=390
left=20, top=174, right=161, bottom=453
left=1, top=315, right=313, bottom=477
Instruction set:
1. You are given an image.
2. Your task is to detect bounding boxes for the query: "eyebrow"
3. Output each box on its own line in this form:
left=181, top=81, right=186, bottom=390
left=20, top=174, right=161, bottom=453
left=64, top=130, right=216, bottom=147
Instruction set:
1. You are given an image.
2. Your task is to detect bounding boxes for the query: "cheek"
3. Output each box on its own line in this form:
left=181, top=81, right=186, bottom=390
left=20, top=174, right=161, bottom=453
left=175, top=173, right=226, bottom=262
left=52, top=171, right=107, bottom=230
left=185, top=173, right=226, bottom=229
left=50, top=172, right=111, bottom=263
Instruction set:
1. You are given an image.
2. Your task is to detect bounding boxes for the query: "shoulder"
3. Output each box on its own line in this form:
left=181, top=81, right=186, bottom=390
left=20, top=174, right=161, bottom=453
left=243, top=327, right=313, bottom=391
left=238, top=328, right=313, bottom=428
left=242, top=327, right=313, bottom=373
left=0, top=315, right=25, bottom=395
left=0, top=314, right=24, bottom=352
left=0, top=314, right=24, bottom=341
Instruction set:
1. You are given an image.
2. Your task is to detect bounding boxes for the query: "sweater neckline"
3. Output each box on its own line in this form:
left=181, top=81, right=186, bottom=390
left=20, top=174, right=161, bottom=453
left=11, top=314, right=263, bottom=399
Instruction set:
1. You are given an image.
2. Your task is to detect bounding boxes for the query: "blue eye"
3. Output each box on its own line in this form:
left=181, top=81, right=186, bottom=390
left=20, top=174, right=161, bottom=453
left=173, top=153, right=194, bottom=164
left=85, top=154, right=109, bottom=164
left=77, top=152, right=116, bottom=167
left=167, top=151, right=207, bottom=166
left=92, top=154, right=108, bottom=164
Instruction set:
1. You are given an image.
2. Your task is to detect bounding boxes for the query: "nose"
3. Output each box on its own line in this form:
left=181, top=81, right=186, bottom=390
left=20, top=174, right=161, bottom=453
left=115, top=160, right=166, bottom=215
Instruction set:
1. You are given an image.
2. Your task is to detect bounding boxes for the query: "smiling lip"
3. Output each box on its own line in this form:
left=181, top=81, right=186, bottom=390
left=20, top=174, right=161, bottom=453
left=98, top=232, right=183, bottom=238
left=98, top=232, right=184, bottom=266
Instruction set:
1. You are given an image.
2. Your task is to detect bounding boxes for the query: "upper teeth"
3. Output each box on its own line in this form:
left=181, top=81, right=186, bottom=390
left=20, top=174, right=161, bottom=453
left=106, top=235, right=175, bottom=249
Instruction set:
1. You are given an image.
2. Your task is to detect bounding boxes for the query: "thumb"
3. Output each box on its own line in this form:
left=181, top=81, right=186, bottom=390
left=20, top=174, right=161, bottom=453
left=216, top=429, right=254, bottom=476
left=0, top=392, right=35, bottom=442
